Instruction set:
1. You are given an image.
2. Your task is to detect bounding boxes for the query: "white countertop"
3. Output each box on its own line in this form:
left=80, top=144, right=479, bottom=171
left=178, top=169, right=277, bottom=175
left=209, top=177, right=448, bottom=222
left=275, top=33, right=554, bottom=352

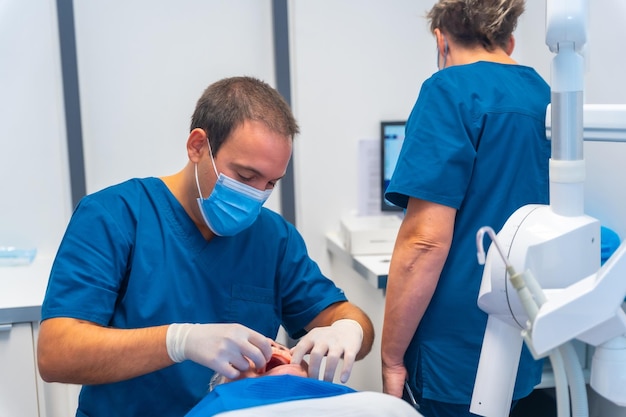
left=326, top=231, right=390, bottom=290
left=0, top=256, right=53, bottom=324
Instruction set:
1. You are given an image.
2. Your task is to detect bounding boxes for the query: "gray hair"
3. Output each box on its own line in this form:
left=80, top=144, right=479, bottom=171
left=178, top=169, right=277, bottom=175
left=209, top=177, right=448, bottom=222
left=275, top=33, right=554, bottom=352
left=427, top=0, right=525, bottom=51
left=208, top=372, right=227, bottom=392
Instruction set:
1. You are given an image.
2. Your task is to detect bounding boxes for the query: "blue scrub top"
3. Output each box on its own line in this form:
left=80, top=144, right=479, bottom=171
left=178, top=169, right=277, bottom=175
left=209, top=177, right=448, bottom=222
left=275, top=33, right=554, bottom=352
left=386, top=62, right=551, bottom=404
left=41, top=177, right=348, bottom=417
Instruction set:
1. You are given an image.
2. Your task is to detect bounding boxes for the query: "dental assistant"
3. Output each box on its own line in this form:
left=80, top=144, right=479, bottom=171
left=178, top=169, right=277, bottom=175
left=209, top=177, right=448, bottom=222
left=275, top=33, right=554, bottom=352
left=381, top=1, right=550, bottom=416
left=37, top=76, right=374, bottom=417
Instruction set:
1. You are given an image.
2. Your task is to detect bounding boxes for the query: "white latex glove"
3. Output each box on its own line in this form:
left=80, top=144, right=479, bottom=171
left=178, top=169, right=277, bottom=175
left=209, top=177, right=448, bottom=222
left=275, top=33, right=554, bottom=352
left=290, top=319, right=363, bottom=383
left=166, top=323, right=272, bottom=379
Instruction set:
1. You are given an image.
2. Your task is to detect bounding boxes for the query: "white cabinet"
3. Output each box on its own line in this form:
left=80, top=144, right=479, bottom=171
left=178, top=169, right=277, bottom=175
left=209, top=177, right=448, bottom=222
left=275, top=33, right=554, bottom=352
left=0, top=320, right=80, bottom=417
left=0, top=322, right=40, bottom=416
left=0, top=258, right=51, bottom=417
left=0, top=258, right=80, bottom=417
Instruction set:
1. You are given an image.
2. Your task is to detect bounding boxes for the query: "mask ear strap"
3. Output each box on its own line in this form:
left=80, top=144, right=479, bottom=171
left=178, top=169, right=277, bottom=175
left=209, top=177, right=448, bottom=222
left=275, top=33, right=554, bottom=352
left=196, top=138, right=220, bottom=200
left=194, top=164, right=204, bottom=199
left=207, top=138, right=219, bottom=178
left=438, top=36, right=448, bottom=69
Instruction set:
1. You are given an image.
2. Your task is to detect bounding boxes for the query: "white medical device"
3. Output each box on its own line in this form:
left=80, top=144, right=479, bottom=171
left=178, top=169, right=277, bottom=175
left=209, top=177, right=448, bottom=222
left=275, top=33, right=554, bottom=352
left=469, top=1, right=626, bottom=416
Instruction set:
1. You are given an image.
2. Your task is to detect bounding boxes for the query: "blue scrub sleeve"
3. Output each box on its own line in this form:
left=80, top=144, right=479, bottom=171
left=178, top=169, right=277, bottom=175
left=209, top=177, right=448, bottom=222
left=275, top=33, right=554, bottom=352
left=273, top=219, right=348, bottom=339
left=385, top=76, right=477, bottom=210
left=42, top=196, right=133, bottom=325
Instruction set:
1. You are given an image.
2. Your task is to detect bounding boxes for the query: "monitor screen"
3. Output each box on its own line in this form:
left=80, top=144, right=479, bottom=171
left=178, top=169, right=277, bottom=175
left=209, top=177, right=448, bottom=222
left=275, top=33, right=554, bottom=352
left=380, top=121, right=406, bottom=212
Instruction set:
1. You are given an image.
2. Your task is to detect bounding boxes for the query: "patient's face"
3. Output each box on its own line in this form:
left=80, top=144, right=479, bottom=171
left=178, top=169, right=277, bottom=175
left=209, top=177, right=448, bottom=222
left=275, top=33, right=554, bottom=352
left=234, top=340, right=308, bottom=380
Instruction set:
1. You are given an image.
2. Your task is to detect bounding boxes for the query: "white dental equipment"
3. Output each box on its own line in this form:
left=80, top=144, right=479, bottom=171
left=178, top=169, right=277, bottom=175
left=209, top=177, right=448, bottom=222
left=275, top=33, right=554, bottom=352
left=469, top=1, right=626, bottom=416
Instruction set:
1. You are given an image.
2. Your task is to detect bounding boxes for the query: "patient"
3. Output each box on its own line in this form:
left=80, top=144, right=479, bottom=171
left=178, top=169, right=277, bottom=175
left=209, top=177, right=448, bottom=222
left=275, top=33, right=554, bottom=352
left=207, top=340, right=309, bottom=390
left=187, top=341, right=422, bottom=417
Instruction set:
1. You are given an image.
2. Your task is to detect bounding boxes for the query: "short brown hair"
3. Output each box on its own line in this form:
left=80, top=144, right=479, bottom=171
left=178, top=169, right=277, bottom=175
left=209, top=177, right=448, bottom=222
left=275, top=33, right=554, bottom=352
left=190, top=76, right=300, bottom=155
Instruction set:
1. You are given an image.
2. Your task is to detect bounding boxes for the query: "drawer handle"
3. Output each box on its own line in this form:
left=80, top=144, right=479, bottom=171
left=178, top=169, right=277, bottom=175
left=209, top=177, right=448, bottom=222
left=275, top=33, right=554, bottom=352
left=0, top=323, right=13, bottom=332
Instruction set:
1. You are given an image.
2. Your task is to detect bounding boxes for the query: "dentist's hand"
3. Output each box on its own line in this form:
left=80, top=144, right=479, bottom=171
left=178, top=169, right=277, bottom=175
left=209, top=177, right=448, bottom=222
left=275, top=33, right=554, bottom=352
left=166, top=323, right=272, bottom=379
left=290, top=319, right=363, bottom=383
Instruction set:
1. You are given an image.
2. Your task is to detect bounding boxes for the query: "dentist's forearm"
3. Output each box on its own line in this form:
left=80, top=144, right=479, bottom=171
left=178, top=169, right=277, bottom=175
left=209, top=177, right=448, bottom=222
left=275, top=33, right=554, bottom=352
left=37, top=317, right=172, bottom=384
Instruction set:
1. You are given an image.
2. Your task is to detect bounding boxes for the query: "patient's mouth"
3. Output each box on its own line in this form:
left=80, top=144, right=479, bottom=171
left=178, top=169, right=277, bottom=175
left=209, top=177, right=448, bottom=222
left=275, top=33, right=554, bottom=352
left=265, top=354, right=290, bottom=372
left=261, top=341, right=293, bottom=373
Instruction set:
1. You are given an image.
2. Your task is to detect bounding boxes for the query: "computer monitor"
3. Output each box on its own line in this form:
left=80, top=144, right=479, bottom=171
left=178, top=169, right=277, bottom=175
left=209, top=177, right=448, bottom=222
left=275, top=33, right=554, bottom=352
left=380, top=121, right=406, bottom=212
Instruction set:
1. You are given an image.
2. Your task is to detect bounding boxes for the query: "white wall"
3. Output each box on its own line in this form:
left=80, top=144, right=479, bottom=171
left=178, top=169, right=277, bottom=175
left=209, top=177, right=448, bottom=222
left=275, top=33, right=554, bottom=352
left=1, top=2, right=77, bottom=415
left=73, top=0, right=285, bottom=211
left=290, top=0, right=432, bottom=253
left=0, top=0, right=71, bottom=257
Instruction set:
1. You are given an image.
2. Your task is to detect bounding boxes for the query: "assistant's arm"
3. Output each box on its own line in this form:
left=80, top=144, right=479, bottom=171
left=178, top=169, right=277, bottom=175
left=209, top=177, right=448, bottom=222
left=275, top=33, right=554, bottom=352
left=381, top=197, right=456, bottom=398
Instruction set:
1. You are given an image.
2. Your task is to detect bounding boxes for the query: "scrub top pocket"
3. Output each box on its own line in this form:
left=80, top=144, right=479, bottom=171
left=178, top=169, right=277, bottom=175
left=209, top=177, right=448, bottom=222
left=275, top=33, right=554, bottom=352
left=229, top=283, right=281, bottom=337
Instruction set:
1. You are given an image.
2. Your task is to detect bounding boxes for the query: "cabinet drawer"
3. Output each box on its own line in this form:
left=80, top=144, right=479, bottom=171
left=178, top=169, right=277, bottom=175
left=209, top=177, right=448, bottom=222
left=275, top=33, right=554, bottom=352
left=0, top=322, right=39, bottom=417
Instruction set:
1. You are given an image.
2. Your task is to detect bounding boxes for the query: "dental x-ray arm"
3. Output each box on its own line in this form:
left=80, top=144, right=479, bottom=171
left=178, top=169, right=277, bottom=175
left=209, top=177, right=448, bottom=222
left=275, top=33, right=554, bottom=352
left=469, top=0, right=626, bottom=416
left=524, top=0, right=626, bottom=407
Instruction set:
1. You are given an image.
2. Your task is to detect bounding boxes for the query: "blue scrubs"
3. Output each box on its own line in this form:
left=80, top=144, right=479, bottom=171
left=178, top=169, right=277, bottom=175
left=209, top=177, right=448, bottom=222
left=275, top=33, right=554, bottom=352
left=41, top=177, right=348, bottom=417
left=386, top=62, right=551, bottom=406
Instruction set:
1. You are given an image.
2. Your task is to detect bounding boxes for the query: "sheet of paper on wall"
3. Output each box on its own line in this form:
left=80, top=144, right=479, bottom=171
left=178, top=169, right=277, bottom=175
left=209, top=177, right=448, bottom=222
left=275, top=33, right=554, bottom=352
left=357, top=138, right=381, bottom=216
